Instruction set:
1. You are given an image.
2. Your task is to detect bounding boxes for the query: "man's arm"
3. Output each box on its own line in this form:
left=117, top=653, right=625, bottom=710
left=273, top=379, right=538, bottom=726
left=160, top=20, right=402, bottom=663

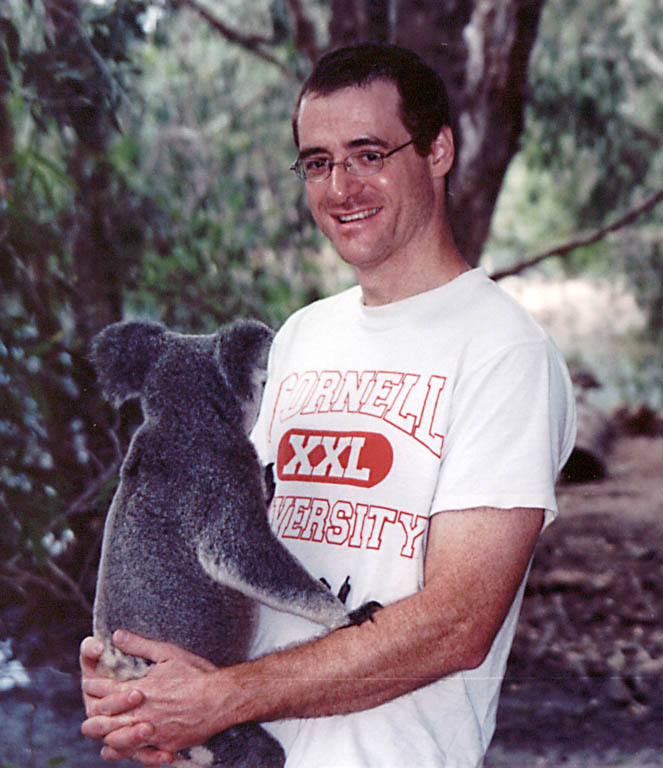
left=82, top=505, right=543, bottom=764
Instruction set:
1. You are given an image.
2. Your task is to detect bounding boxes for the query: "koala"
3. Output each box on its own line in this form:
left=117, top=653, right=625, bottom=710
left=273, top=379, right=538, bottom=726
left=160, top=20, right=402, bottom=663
left=91, top=318, right=354, bottom=768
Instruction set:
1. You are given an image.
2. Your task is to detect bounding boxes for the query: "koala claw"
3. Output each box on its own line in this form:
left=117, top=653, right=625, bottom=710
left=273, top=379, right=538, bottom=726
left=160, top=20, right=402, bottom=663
left=319, top=575, right=352, bottom=605
left=337, top=575, right=351, bottom=605
left=347, top=600, right=383, bottom=627
left=263, top=463, right=276, bottom=506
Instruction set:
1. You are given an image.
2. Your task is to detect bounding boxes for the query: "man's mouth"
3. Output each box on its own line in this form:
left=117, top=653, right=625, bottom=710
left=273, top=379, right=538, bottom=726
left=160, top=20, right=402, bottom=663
left=337, top=207, right=379, bottom=223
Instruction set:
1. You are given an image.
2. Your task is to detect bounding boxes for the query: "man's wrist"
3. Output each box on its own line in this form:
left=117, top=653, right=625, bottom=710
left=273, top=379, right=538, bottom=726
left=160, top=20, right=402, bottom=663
left=208, top=662, right=269, bottom=732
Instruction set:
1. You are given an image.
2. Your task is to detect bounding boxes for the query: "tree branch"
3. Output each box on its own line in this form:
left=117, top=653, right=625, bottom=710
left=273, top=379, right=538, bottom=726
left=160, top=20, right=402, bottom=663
left=624, top=116, right=663, bottom=149
left=46, top=558, right=94, bottom=613
left=1, top=556, right=93, bottom=614
left=173, top=0, right=296, bottom=78
left=285, top=0, right=321, bottom=64
left=490, top=188, right=663, bottom=281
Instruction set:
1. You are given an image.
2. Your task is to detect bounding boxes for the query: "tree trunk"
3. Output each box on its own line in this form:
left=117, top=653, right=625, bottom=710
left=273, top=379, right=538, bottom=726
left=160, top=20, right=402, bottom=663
left=328, top=0, right=546, bottom=266
left=43, top=0, right=123, bottom=338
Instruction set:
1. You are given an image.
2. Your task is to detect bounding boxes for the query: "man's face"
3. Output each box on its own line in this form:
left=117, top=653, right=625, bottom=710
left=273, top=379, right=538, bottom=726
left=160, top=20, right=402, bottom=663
left=295, top=80, right=441, bottom=274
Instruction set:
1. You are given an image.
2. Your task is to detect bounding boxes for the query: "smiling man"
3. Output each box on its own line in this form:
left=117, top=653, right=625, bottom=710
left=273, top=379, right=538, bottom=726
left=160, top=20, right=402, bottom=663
left=80, top=44, right=576, bottom=768
left=292, top=71, right=463, bottom=305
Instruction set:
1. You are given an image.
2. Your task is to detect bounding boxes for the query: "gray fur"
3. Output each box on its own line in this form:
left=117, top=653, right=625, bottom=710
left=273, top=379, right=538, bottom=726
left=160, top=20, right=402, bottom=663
left=91, top=318, right=348, bottom=768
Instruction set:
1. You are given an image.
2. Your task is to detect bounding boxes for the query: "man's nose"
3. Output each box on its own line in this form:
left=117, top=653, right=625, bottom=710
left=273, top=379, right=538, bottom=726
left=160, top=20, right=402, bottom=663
left=326, top=163, right=364, bottom=199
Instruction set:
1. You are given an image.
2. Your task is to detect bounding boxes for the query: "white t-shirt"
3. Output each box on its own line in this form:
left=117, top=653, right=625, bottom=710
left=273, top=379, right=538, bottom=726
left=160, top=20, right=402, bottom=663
left=250, top=268, right=576, bottom=767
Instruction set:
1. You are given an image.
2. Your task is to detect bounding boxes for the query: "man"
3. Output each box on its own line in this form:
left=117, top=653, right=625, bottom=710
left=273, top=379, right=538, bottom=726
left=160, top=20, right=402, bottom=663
left=81, top=43, right=576, bottom=767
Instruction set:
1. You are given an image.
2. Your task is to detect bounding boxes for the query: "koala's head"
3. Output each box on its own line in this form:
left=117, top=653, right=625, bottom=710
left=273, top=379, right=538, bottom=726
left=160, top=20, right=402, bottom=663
left=92, top=318, right=273, bottom=433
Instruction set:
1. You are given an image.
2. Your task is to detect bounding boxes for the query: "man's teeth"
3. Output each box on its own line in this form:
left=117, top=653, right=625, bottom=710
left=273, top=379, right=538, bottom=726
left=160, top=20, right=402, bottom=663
left=338, top=208, right=379, bottom=223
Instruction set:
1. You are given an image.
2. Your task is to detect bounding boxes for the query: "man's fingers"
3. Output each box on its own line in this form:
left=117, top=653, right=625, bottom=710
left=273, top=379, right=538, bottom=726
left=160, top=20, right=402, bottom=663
left=81, top=714, right=143, bottom=740
left=99, top=745, right=127, bottom=763
left=82, top=676, right=141, bottom=702
left=112, top=629, right=215, bottom=670
left=112, top=630, right=172, bottom=663
left=132, top=746, right=175, bottom=766
left=84, top=687, right=144, bottom=717
left=102, top=722, right=156, bottom=751
left=80, top=636, right=104, bottom=675
left=101, top=744, right=174, bottom=765
left=96, top=723, right=174, bottom=764
left=81, top=677, right=118, bottom=699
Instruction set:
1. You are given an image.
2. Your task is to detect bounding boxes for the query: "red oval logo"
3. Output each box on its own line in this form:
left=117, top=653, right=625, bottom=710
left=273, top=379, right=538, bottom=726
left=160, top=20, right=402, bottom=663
left=277, top=429, right=393, bottom=488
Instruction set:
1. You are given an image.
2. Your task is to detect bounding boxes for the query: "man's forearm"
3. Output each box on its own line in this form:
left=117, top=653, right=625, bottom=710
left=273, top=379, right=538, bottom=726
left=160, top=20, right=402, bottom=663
left=217, top=584, right=481, bottom=729
left=214, top=506, right=545, bottom=730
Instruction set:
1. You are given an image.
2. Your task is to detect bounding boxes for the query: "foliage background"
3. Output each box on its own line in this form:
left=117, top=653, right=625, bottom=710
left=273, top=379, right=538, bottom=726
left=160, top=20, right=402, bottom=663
left=0, top=0, right=661, bottom=651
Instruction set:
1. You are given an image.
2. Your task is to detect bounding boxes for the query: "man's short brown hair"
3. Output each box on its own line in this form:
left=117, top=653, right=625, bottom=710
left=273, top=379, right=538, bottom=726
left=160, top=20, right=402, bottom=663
left=292, top=43, right=452, bottom=157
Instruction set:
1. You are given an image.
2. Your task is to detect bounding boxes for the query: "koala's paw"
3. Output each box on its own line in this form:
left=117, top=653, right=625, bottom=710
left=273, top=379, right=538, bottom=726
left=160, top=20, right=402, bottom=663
left=347, top=600, right=383, bottom=626
left=96, top=646, right=153, bottom=681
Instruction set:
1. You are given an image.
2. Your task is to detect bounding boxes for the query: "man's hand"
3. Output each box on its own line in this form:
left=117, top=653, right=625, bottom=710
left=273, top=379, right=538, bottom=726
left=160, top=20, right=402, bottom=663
left=80, top=631, right=221, bottom=764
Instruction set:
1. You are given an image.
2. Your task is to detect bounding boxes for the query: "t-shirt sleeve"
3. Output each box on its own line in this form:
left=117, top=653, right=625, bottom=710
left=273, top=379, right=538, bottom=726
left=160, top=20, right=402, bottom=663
left=431, top=339, right=576, bottom=524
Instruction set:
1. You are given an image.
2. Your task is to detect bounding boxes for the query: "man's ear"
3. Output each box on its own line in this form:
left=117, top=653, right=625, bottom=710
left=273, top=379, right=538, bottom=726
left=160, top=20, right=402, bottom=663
left=428, top=125, right=454, bottom=179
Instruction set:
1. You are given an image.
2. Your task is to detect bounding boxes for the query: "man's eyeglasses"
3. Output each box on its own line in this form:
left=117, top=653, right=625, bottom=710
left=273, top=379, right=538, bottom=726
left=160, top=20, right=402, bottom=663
left=290, top=140, right=414, bottom=183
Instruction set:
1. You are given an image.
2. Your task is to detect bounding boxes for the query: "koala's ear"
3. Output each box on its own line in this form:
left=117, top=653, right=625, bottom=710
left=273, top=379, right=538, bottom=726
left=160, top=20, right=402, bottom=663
left=215, top=319, right=274, bottom=401
left=91, top=320, right=165, bottom=404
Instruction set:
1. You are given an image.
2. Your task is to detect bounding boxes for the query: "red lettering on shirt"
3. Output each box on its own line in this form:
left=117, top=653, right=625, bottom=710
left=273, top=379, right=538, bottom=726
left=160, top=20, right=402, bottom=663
left=269, top=495, right=426, bottom=560
left=277, top=429, right=393, bottom=488
left=270, top=370, right=446, bottom=458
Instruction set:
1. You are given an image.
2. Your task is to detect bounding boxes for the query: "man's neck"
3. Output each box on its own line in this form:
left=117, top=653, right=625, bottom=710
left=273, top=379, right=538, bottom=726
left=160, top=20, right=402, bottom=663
left=357, top=242, right=470, bottom=307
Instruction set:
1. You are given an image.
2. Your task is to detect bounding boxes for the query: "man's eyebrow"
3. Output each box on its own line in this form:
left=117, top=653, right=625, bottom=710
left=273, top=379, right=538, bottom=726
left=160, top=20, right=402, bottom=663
left=297, top=136, right=390, bottom=159
left=347, top=136, right=390, bottom=150
left=297, top=146, right=330, bottom=160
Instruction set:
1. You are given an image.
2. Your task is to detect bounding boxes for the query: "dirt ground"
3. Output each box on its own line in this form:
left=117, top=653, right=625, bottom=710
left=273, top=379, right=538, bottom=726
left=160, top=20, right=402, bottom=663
left=485, top=432, right=663, bottom=767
